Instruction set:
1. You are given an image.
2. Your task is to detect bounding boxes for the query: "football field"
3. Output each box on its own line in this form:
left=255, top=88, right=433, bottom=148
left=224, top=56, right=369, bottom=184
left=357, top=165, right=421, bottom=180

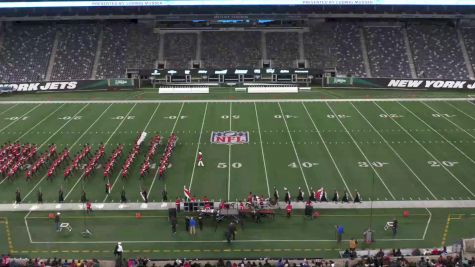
left=0, top=89, right=475, bottom=259
left=0, top=98, right=475, bottom=203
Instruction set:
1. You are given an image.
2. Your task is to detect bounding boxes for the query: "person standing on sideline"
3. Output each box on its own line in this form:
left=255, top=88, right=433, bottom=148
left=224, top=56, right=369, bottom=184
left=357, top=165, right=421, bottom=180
left=198, top=215, right=203, bottom=231
left=336, top=225, right=344, bottom=243
left=185, top=216, right=190, bottom=232
left=171, top=216, right=177, bottom=234
left=175, top=198, right=181, bottom=213
left=197, top=151, right=204, bottom=167
left=58, top=187, right=64, bottom=203
left=189, top=217, right=197, bottom=235
left=54, top=212, right=61, bottom=232
left=37, top=188, right=43, bottom=204
left=114, top=242, right=123, bottom=261
left=286, top=201, right=293, bottom=217
left=392, top=218, right=398, bottom=238
left=15, top=188, right=21, bottom=204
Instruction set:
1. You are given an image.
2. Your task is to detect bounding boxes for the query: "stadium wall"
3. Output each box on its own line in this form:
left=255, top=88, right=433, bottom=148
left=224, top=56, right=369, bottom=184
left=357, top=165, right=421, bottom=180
left=0, top=79, right=137, bottom=93
left=324, top=77, right=475, bottom=90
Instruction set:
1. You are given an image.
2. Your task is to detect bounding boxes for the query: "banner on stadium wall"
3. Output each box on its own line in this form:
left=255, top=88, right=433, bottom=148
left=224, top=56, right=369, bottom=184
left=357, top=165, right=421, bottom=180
left=325, top=77, right=475, bottom=90
left=0, top=79, right=136, bottom=93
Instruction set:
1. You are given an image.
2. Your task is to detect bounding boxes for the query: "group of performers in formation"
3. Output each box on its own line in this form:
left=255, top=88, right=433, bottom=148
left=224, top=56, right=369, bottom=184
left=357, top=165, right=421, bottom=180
left=5, top=132, right=178, bottom=204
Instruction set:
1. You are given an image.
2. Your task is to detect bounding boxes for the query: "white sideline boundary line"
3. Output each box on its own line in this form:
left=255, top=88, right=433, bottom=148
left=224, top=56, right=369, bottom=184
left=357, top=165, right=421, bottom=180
left=14, top=103, right=66, bottom=142
left=446, top=101, right=475, bottom=122
left=22, top=104, right=92, bottom=200
left=350, top=102, right=437, bottom=200
left=374, top=102, right=475, bottom=198
left=254, top=102, right=271, bottom=198
left=399, top=102, right=475, bottom=164
left=0, top=103, right=18, bottom=115
left=422, top=208, right=432, bottom=240
left=278, top=102, right=310, bottom=195
left=24, top=210, right=33, bottom=243
left=227, top=102, right=232, bottom=201
left=148, top=103, right=184, bottom=198
left=422, top=102, right=475, bottom=140
left=0, top=103, right=41, bottom=133
left=28, top=238, right=424, bottom=245
left=326, top=102, right=396, bottom=200
left=0, top=97, right=473, bottom=104
left=302, top=102, right=352, bottom=198
left=188, top=103, right=208, bottom=191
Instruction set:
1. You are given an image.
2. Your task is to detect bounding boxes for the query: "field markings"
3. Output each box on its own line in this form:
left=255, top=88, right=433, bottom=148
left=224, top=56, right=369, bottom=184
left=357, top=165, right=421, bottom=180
left=24, top=210, right=33, bottom=243
left=422, top=208, right=432, bottom=240
left=254, top=103, right=271, bottom=197
left=277, top=103, right=310, bottom=194
left=227, top=102, right=232, bottom=201
left=148, top=103, right=184, bottom=198
left=0, top=97, right=472, bottom=104
left=2, top=104, right=90, bottom=188
left=0, top=104, right=41, bottom=133
left=64, top=103, right=134, bottom=201
left=445, top=101, right=475, bottom=121
left=14, top=104, right=66, bottom=142
left=188, top=103, right=208, bottom=191
left=421, top=102, right=475, bottom=140
left=399, top=102, right=475, bottom=164
left=374, top=102, right=475, bottom=198
left=351, top=103, right=437, bottom=200
left=302, top=102, right=352, bottom=198
left=0, top=103, right=18, bottom=116
left=101, top=103, right=159, bottom=202
left=27, top=238, right=424, bottom=244
left=21, top=103, right=97, bottom=199
left=326, top=102, right=396, bottom=200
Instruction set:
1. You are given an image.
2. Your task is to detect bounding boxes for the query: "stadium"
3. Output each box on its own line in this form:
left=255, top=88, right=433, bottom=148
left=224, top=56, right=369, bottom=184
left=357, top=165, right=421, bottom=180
left=0, top=0, right=475, bottom=266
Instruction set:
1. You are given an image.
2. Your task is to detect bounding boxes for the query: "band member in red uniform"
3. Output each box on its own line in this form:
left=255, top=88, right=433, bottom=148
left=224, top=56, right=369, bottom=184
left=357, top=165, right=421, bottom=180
left=197, top=151, right=204, bottom=167
left=286, top=202, right=293, bottom=217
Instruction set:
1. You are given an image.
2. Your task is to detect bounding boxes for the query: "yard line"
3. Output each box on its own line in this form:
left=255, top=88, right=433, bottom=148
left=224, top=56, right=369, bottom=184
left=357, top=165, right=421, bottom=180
left=24, top=210, right=33, bottom=243
left=277, top=102, right=310, bottom=195
left=227, top=102, right=232, bottom=201
left=350, top=103, right=437, bottom=200
left=21, top=104, right=93, bottom=198
left=421, top=101, right=475, bottom=139
left=71, top=104, right=137, bottom=202
left=399, top=102, right=475, bottom=164
left=147, top=103, right=185, bottom=200
left=15, top=104, right=66, bottom=142
left=302, top=102, right=352, bottom=198
left=189, top=102, right=208, bottom=190
left=446, top=101, right=475, bottom=122
left=52, top=103, right=113, bottom=199
left=0, top=97, right=472, bottom=105
left=374, top=102, right=475, bottom=198
left=326, top=102, right=396, bottom=200
left=103, top=104, right=138, bottom=146
left=142, top=103, right=161, bottom=132
left=0, top=103, right=18, bottom=116
left=422, top=208, right=432, bottom=240
left=254, top=102, right=271, bottom=198
left=0, top=104, right=41, bottom=133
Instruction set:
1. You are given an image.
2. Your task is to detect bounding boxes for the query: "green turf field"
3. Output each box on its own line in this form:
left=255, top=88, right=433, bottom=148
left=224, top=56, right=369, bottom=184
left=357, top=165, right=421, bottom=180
left=0, top=88, right=474, bottom=259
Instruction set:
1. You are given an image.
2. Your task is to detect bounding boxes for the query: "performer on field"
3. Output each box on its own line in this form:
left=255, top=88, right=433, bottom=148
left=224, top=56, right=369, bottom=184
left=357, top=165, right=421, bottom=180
left=297, top=187, right=304, bottom=202
left=197, top=151, right=204, bottom=167
left=309, top=187, right=316, bottom=202
left=15, top=188, right=21, bottom=204
left=284, top=187, right=291, bottom=204
left=273, top=186, right=279, bottom=204
left=58, top=187, right=64, bottom=203
left=37, top=188, right=43, bottom=204
left=342, top=190, right=349, bottom=203
left=332, top=189, right=339, bottom=203
left=120, top=187, right=127, bottom=203
left=354, top=190, right=361, bottom=203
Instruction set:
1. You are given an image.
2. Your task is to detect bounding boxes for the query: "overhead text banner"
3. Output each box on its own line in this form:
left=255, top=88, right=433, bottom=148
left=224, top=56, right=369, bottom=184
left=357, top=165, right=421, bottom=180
left=0, top=79, right=136, bottom=93
left=325, top=77, right=475, bottom=90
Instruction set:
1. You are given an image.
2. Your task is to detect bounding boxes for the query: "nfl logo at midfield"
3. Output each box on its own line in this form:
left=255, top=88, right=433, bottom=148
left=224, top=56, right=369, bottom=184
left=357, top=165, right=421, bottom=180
left=211, top=131, right=249, bottom=145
